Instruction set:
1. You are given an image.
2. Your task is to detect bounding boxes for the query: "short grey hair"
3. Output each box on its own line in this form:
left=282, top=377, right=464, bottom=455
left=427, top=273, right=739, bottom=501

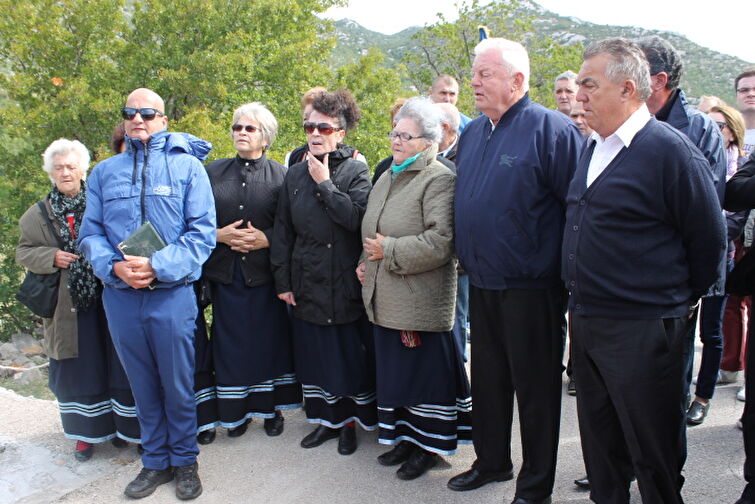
left=474, top=38, right=530, bottom=92
left=42, top=138, right=90, bottom=182
left=435, top=103, right=460, bottom=134
left=394, top=97, right=443, bottom=144
left=554, top=70, right=578, bottom=86
left=232, top=102, right=279, bottom=149
left=583, top=37, right=652, bottom=102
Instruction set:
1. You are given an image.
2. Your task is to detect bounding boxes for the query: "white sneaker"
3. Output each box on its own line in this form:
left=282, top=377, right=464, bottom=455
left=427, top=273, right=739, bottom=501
left=738, top=386, right=746, bottom=402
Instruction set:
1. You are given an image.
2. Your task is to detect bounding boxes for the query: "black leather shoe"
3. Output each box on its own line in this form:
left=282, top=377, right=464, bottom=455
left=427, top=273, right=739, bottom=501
left=112, top=437, right=128, bottom=449
left=228, top=419, right=250, bottom=438
left=686, top=400, right=710, bottom=426
left=567, top=377, right=577, bottom=396
left=574, top=476, right=590, bottom=489
left=197, top=428, right=216, bottom=445
left=378, top=441, right=416, bottom=466
left=511, top=497, right=551, bottom=504
left=300, top=425, right=340, bottom=448
left=264, top=411, right=284, bottom=437
left=174, top=461, right=202, bottom=500
left=735, top=497, right=755, bottom=504
left=396, top=449, right=438, bottom=480
left=124, top=467, right=174, bottom=499
left=137, top=444, right=145, bottom=455
left=447, top=467, right=514, bottom=491
left=338, top=425, right=357, bottom=455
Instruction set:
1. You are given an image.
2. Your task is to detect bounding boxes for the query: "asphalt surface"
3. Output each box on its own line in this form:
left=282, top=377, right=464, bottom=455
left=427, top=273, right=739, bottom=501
left=0, top=338, right=746, bottom=504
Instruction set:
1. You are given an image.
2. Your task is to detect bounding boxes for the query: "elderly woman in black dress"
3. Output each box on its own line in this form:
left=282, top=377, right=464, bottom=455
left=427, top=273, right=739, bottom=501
left=16, top=139, right=139, bottom=460
left=203, top=102, right=301, bottom=438
left=358, top=97, right=472, bottom=480
left=272, top=89, right=375, bottom=455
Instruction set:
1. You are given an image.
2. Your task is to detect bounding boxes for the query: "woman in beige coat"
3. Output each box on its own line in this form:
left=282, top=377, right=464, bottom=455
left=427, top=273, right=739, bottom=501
left=16, top=139, right=138, bottom=461
left=358, top=97, right=471, bottom=481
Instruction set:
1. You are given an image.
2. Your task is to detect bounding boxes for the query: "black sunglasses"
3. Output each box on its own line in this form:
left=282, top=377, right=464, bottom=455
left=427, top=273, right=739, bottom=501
left=303, top=122, right=343, bottom=135
left=121, top=107, right=164, bottom=121
left=715, top=121, right=727, bottom=131
left=232, top=124, right=259, bottom=133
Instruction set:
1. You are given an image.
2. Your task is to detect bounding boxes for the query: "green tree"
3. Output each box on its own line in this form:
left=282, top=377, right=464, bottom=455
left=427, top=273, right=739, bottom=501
left=0, top=0, right=343, bottom=338
left=401, top=0, right=583, bottom=115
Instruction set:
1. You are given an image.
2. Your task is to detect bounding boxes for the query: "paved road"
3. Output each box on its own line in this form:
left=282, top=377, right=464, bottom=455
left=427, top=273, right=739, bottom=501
left=0, top=340, right=746, bottom=504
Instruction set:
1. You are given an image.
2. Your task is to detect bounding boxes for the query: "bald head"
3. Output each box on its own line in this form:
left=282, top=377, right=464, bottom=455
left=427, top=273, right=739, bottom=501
left=124, top=88, right=168, bottom=143
left=435, top=102, right=460, bottom=151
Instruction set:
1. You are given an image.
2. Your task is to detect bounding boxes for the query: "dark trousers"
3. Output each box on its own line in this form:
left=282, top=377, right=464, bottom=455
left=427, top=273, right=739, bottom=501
left=742, top=311, right=755, bottom=500
left=469, top=286, right=563, bottom=500
left=571, top=315, right=687, bottom=504
left=692, top=295, right=727, bottom=400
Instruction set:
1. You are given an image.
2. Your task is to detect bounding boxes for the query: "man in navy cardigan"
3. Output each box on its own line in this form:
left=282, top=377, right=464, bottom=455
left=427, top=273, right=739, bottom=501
left=562, top=38, right=725, bottom=504
left=450, top=38, right=582, bottom=504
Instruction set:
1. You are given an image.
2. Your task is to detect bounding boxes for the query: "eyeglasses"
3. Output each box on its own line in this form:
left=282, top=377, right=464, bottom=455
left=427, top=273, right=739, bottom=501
left=232, top=124, right=259, bottom=133
left=388, top=131, right=424, bottom=142
left=121, top=107, right=164, bottom=121
left=715, top=121, right=727, bottom=131
left=303, top=122, right=343, bottom=135
left=737, top=87, right=755, bottom=94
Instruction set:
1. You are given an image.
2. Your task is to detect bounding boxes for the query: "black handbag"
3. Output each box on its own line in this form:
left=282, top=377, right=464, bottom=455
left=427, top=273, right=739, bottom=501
left=726, top=249, right=755, bottom=296
left=15, top=200, right=64, bottom=318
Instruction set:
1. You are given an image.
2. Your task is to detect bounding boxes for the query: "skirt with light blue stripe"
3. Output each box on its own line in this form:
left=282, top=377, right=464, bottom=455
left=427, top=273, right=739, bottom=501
left=49, top=298, right=140, bottom=443
left=373, top=326, right=472, bottom=455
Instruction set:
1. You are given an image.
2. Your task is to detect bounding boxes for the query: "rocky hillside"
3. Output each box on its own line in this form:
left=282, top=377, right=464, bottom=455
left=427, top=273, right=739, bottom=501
left=331, top=4, right=752, bottom=105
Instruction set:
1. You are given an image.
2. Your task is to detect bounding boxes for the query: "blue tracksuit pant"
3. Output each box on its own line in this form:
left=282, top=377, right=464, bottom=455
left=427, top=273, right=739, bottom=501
left=103, top=284, right=199, bottom=469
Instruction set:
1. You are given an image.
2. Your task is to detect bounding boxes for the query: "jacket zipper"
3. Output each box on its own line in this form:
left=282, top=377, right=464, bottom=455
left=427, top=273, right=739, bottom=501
left=141, top=144, right=149, bottom=224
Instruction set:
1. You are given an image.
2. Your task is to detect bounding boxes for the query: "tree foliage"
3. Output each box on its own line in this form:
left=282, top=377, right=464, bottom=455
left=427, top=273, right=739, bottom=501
left=402, top=0, right=583, bottom=116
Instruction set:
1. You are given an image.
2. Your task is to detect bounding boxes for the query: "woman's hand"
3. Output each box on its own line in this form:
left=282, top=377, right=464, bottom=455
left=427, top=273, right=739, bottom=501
left=217, top=220, right=248, bottom=246
left=54, top=250, right=79, bottom=269
left=364, top=233, right=385, bottom=261
left=356, top=262, right=366, bottom=285
left=278, top=291, right=296, bottom=306
left=308, top=153, right=330, bottom=184
left=218, top=221, right=269, bottom=252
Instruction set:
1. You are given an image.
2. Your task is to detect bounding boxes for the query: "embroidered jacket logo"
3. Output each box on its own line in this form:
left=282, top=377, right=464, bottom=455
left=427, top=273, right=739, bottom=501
left=499, top=154, right=517, bottom=167
left=153, top=185, right=171, bottom=196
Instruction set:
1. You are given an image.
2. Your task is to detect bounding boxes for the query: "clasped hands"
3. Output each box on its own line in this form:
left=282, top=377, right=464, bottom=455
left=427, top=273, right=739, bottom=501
left=217, top=220, right=269, bottom=252
left=114, top=254, right=155, bottom=289
left=355, top=233, right=386, bottom=285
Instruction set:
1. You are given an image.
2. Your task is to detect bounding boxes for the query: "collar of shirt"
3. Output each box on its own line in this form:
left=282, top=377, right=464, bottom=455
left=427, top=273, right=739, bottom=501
left=589, top=103, right=651, bottom=150
left=440, top=137, right=458, bottom=157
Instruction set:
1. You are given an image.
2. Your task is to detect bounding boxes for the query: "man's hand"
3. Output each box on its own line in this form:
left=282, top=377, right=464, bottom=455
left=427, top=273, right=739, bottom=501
left=278, top=291, right=296, bottom=306
left=308, top=153, right=330, bottom=184
left=54, top=250, right=79, bottom=269
left=114, top=254, right=156, bottom=289
left=356, top=262, right=366, bottom=285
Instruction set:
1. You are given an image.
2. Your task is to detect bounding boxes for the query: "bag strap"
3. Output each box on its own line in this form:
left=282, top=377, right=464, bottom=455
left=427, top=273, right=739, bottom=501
left=37, top=199, right=66, bottom=249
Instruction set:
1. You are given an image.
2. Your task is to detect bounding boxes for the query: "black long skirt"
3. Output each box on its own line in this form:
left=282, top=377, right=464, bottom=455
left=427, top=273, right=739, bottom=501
left=373, top=325, right=472, bottom=455
left=193, top=301, right=220, bottom=433
left=48, top=298, right=140, bottom=443
left=292, top=315, right=377, bottom=429
left=211, top=263, right=302, bottom=428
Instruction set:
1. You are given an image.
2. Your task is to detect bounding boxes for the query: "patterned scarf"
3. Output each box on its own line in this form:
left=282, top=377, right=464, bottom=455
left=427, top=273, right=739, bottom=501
left=48, top=181, right=99, bottom=311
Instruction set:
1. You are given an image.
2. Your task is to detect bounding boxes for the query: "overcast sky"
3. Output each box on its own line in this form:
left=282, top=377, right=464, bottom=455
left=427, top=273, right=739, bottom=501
left=323, top=0, right=755, bottom=64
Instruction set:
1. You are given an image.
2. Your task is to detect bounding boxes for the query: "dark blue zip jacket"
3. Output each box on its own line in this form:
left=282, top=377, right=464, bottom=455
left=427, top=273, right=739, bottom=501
left=454, top=93, right=582, bottom=290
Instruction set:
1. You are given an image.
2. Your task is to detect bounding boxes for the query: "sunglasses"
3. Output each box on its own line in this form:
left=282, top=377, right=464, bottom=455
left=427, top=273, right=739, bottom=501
left=715, top=121, right=727, bottom=131
left=232, top=124, right=259, bottom=133
left=121, top=107, right=164, bottom=121
left=303, top=122, right=343, bottom=135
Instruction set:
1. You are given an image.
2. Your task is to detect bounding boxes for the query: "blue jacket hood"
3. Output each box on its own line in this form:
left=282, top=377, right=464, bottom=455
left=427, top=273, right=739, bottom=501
left=126, top=130, right=212, bottom=162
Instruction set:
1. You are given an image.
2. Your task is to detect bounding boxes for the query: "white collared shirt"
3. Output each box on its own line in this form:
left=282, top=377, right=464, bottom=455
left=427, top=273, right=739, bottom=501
left=586, top=104, right=651, bottom=187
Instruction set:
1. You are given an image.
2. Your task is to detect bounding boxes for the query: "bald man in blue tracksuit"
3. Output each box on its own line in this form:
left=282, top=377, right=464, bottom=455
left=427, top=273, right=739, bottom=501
left=79, top=88, right=215, bottom=500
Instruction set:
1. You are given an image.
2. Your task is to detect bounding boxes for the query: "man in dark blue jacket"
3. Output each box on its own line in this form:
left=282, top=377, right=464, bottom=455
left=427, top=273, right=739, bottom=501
left=449, top=38, right=582, bottom=504
left=563, top=38, right=725, bottom=504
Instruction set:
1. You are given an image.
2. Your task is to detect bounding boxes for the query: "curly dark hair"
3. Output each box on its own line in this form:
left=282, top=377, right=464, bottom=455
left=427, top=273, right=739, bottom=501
left=110, top=122, right=126, bottom=154
left=310, top=89, right=361, bottom=131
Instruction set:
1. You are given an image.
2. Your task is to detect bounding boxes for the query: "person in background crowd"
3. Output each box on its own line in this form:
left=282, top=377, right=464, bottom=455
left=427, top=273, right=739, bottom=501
left=569, top=102, right=594, bottom=137
left=564, top=37, right=724, bottom=504
left=110, top=123, right=127, bottom=154
left=429, top=74, right=472, bottom=132
left=450, top=38, right=582, bottom=504
left=736, top=67, right=755, bottom=157
left=271, top=89, right=376, bottom=456
left=16, top=139, right=140, bottom=462
left=698, top=95, right=727, bottom=113
left=724, top=149, right=755, bottom=504
left=203, top=102, right=300, bottom=439
left=358, top=96, right=471, bottom=481
left=713, top=105, right=750, bottom=408
left=554, top=71, right=578, bottom=116
left=79, top=88, right=216, bottom=500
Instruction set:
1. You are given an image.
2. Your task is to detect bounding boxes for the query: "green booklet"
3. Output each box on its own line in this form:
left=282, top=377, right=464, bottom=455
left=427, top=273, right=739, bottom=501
left=117, top=221, right=166, bottom=258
